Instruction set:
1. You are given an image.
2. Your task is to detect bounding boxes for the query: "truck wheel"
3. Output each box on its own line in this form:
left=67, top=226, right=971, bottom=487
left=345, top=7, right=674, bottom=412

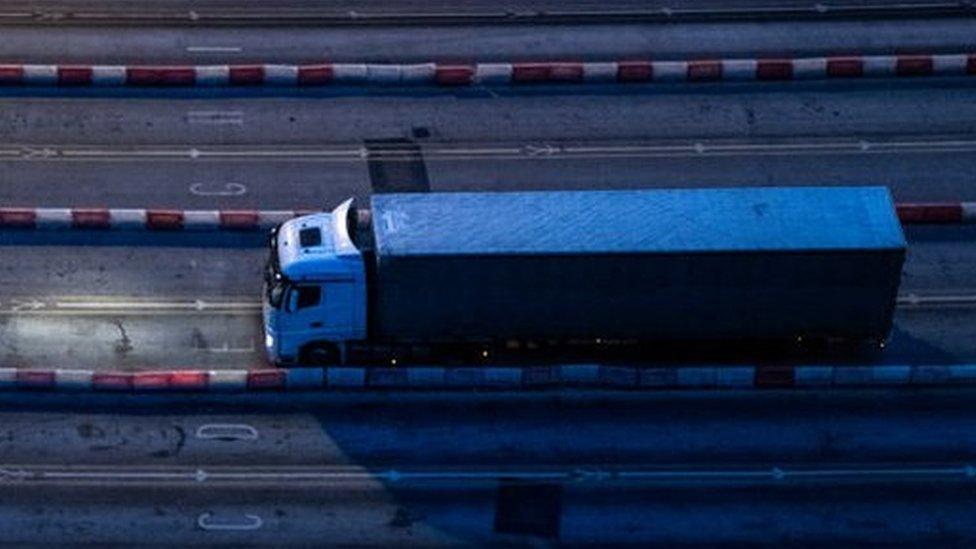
left=302, top=343, right=341, bottom=366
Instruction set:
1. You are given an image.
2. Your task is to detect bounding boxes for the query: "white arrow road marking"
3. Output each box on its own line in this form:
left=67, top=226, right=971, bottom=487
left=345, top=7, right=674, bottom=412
left=8, top=299, right=45, bottom=312
left=523, top=144, right=560, bottom=156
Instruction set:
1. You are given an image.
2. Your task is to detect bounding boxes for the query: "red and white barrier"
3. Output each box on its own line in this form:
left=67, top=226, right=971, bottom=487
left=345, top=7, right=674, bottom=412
left=896, top=202, right=976, bottom=224
left=1, top=203, right=972, bottom=231
left=0, top=53, right=974, bottom=87
left=0, top=207, right=310, bottom=230
left=0, top=363, right=974, bottom=392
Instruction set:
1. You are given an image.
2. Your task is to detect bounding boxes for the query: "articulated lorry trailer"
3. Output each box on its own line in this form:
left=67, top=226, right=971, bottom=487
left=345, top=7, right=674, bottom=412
left=263, top=187, right=906, bottom=366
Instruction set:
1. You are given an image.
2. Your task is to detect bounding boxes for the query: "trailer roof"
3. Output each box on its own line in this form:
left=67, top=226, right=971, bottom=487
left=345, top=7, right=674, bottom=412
left=370, top=187, right=905, bottom=256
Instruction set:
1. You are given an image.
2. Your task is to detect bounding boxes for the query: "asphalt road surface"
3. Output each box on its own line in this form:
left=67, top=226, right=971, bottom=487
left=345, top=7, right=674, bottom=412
left=0, top=79, right=974, bottom=370
left=0, top=13, right=974, bottom=545
left=0, top=390, right=972, bottom=544
left=0, top=82, right=970, bottom=145
left=0, top=226, right=970, bottom=370
left=1, top=81, right=976, bottom=205
left=0, top=17, right=970, bottom=63
left=0, top=481, right=975, bottom=545
left=11, top=0, right=970, bottom=19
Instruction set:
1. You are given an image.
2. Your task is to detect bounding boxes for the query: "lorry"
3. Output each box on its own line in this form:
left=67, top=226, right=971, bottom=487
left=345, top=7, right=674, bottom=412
left=262, top=187, right=906, bottom=366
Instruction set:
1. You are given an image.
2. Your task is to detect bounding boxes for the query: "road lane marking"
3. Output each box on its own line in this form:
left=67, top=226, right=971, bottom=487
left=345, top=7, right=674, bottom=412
left=195, top=424, right=259, bottom=441
left=197, top=512, right=263, bottom=531
left=186, top=111, right=244, bottom=126
left=0, top=298, right=262, bottom=316
left=204, top=342, right=256, bottom=354
left=186, top=46, right=243, bottom=54
left=189, top=182, right=247, bottom=196
left=0, top=293, right=972, bottom=317
left=5, top=464, right=976, bottom=485
left=10, top=135, right=976, bottom=163
left=896, top=293, right=976, bottom=309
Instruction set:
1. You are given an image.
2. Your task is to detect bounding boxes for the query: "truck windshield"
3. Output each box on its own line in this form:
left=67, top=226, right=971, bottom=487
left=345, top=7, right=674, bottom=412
left=265, top=228, right=289, bottom=308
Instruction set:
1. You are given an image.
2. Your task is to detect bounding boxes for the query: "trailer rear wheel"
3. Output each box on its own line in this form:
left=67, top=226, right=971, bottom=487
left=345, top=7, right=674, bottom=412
left=301, top=343, right=341, bottom=366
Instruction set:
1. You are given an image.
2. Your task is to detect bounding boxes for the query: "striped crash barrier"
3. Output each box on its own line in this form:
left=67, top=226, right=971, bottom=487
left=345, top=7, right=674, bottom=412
left=0, top=208, right=314, bottom=230
left=0, top=203, right=973, bottom=231
left=1, top=364, right=976, bottom=392
left=0, top=53, right=975, bottom=87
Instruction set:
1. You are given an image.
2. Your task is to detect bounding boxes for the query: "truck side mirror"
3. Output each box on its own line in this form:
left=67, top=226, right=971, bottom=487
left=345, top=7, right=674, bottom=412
left=287, top=289, right=299, bottom=312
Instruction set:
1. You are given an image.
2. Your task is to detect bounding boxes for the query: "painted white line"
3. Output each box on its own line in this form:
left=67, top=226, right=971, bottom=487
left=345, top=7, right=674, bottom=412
left=186, top=46, right=243, bottom=53
left=7, top=299, right=44, bottom=312
left=13, top=464, right=976, bottom=485
left=897, top=294, right=976, bottom=308
left=13, top=136, right=976, bottom=164
left=0, top=292, right=969, bottom=317
left=0, top=298, right=262, bottom=316
left=53, top=300, right=260, bottom=310
left=189, top=182, right=247, bottom=196
left=195, top=423, right=259, bottom=441
left=203, top=341, right=256, bottom=354
left=186, top=111, right=244, bottom=126
left=197, top=512, right=263, bottom=531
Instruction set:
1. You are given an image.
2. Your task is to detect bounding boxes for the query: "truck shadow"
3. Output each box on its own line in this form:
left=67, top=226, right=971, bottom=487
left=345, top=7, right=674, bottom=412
left=343, top=338, right=888, bottom=368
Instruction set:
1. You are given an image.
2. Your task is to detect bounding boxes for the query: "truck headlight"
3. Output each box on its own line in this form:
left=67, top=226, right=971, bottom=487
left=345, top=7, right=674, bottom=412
left=265, top=333, right=274, bottom=350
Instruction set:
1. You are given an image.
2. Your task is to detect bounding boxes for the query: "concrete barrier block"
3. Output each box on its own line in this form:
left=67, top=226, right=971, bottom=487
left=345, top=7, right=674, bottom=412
left=474, top=63, right=512, bottom=84
left=863, top=56, right=897, bottom=76
left=652, top=61, right=687, bottom=82
left=483, top=367, right=523, bottom=387
left=722, top=59, right=758, bottom=80
left=326, top=367, right=366, bottom=388
left=560, top=364, right=600, bottom=385
left=599, top=365, right=638, bottom=387
left=947, top=364, right=976, bottom=383
left=55, top=369, right=93, bottom=390
left=639, top=368, right=678, bottom=387
left=367, top=367, right=408, bottom=388
left=582, top=62, right=618, bottom=82
left=677, top=367, right=718, bottom=388
left=285, top=367, right=325, bottom=389
left=0, top=368, right=17, bottom=388
left=405, top=367, right=446, bottom=387
left=911, top=365, right=950, bottom=385
left=794, top=366, right=834, bottom=387
left=792, top=58, right=827, bottom=79
left=717, top=367, right=755, bottom=388
left=195, top=66, right=230, bottom=86
left=207, top=370, right=248, bottom=391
